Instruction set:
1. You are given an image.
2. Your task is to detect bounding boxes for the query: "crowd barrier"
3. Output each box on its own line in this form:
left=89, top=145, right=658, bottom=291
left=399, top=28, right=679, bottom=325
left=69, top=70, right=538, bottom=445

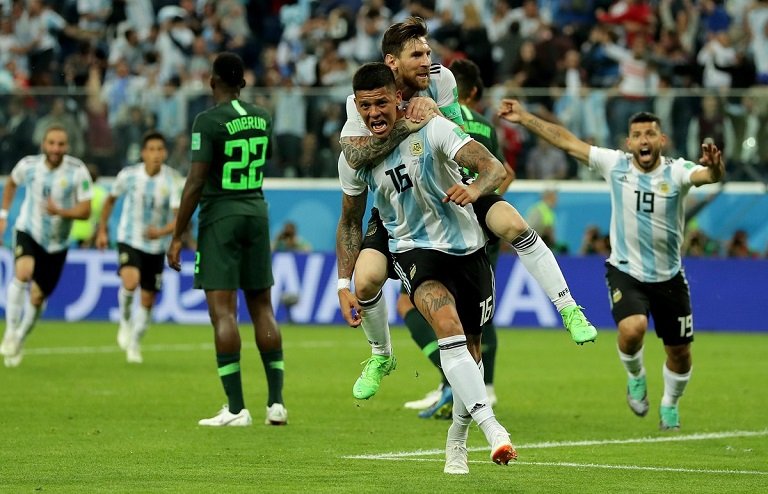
left=0, top=250, right=763, bottom=332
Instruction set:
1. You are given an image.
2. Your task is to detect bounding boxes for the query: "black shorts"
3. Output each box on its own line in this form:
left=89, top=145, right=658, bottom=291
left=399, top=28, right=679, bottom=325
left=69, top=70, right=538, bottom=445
left=118, top=243, right=165, bottom=292
left=605, top=263, right=694, bottom=346
left=392, top=248, right=494, bottom=335
left=14, top=230, right=68, bottom=297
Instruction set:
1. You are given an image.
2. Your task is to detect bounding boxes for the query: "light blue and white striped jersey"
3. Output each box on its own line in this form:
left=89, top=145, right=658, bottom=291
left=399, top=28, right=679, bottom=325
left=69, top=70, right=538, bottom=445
left=339, top=117, right=485, bottom=255
left=589, top=147, right=704, bottom=282
left=110, top=164, right=181, bottom=254
left=11, top=154, right=93, bottom=253
left=340, top=63, right=463, bottom=138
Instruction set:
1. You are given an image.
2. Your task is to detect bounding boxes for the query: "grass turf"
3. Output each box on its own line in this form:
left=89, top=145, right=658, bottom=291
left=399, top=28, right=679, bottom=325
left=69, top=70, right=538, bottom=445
left=1, top=322, right=766, bottom=493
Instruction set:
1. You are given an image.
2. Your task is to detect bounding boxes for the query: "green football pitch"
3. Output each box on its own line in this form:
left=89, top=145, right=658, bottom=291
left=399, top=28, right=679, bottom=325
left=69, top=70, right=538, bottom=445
left=1, top=322, right=766, bottom=493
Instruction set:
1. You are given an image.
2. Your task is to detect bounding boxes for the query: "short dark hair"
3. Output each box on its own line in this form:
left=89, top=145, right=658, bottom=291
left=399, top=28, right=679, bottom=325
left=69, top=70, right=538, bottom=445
left=628, top=112, right=661, bottom=129
left=449, top=59, right=483, bottom=101
left=353, top=62, right=397, bottom=93
left=212, top=52, right=245, bottom=88
left=381, top=16, right=428, bottom=58
left=142, top=130, right=166, bottom=148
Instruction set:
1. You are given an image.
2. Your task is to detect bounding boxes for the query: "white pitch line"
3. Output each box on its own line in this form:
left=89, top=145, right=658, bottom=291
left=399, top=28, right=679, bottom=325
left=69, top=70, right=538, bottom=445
left=344, top=429, right=768, bottom=460
left=22, top=339, right=351, bottom=356
left=363, top=457, right=768, bottom=476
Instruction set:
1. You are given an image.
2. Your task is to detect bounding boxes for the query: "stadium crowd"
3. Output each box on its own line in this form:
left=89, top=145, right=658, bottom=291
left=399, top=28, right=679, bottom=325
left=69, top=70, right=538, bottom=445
left=0, top=0, right=767, bottom=180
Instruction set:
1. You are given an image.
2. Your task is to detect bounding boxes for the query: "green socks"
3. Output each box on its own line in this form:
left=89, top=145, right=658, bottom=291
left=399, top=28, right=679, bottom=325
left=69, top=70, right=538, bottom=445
left=217, top=353, right=244, bottom=413
left=261, top=350, right=285, bottom=406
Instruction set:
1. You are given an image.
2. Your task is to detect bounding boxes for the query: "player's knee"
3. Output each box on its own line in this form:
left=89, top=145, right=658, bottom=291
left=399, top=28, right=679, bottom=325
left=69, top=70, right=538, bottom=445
left=431, top=316, right=463, bottom=339
left=486, top=202, right=527, bottom=242
left=353, top=263, right=387, bottom=301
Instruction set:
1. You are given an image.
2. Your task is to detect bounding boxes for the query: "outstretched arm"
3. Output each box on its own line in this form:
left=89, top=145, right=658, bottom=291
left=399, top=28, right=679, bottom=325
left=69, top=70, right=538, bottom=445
left=498, top=99, right=592, bottom=164
left=690, top=140, right=726, bottom=186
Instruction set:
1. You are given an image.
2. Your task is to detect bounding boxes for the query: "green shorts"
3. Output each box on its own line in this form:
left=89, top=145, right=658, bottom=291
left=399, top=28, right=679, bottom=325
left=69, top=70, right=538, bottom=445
left=194, top=215, right=274, bottom=290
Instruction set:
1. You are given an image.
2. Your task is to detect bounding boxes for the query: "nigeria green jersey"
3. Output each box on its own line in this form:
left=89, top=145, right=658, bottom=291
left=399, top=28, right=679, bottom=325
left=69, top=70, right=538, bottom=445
left=459, top=104, right=504, bottom=163
left=190, top=99, right=271, bottom=226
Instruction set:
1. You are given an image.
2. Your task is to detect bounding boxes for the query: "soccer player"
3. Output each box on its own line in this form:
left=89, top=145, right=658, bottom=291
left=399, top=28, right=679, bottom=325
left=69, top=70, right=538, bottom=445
left=166, top=52, right=287, bottom=427
left=0, top=126, right=93, bottom=367
left=337, top=17, right=596, bottom=406
left=96, top=131, right=181, bottom=364
left=498, top=99, right=726, bottom=431
left=339, top=62, right=516, bottom=474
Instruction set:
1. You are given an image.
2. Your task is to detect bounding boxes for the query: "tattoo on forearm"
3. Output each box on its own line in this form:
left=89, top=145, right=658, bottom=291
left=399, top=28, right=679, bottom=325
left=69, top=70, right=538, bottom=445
left=526, top=117, right=562, bottom=143
left=341, top=120, right=412, bottom=169
left=456, top=144, right=504, bottom=194
left=337, top=197, right=365, bottom=278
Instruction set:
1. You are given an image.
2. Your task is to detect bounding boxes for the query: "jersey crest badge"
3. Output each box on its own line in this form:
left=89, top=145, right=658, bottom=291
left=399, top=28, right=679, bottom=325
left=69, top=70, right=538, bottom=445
left=612, top=288, right=622, bottom=304
left=59, top=178, right=68, bottom=188
left=191, top=132, right=201, bottom=151
left=658, top=182, right=670, bottom=194
left=410, top=138, right=424, bottom=156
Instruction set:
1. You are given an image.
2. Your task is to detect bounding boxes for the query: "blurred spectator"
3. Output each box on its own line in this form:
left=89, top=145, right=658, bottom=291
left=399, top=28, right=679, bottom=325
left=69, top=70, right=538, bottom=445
left=602, top=35, right=658, bottom=146
left=0, top=97, right=37, bottom=174
left=525, top=138, right=569, bottom=180
left=683, top=229, right=720, bottom=257
left=32, top=97, right=85, bottom=158
left=114, top=105, right=153, bottom=168
left=77, top=0, right=111, bottom=39
left=580, top=24, right=620, bottom=88
left=155, top=6, right=194, bottom=82
left=745, top=0, right=768, bottom=84
left=696, top=30, right=737, bottom=89
left=726, top=229, right=758, bottom=258
left=101, top=59, right=143, bottom=126
left=526, top=189, right=567, bottom=253
left=272, top=221, right=312, bottom=252
left=85, top=63, right=117, bottom=174
left=580, top=225, right=611, bottom=256
left=152, top=75, right=188, bottom=150
left=13, top=0, right=76, bottom=86
left=349, top=0, right=392, bottom=64
left=167, top=133, right=191, bottom=176
left=687, top=95, right=730, bottom=161
left=596, top=0, right=654, bottom=47
left=107, top=26, right=146, bottom=73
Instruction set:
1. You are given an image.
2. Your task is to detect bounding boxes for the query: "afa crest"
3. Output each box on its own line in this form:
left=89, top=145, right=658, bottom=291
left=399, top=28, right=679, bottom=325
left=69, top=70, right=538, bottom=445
left=410, top=139, right=423, bottom=156
left=612, top=288, right=622, bottom=304
left=119, top=252, right=130, bottom=265
left=658, top=182, right=670, bottom=194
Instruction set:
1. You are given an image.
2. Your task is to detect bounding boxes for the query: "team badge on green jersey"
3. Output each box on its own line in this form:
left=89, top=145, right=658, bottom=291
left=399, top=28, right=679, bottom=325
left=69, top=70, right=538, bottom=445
left=191, top=132, right=201, bottom=151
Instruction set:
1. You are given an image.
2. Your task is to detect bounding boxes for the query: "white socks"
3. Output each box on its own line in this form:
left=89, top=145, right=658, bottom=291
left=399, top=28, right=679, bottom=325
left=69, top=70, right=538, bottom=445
left=359, top=291, right=392, bottom=356
left=18, top=299, right=45, bottom=340
left=118, top=287, right=135, bottom=326
left=618, top=345, right=645, bottom=377
left=5, top=278, right=28, bottom=332
left=511, top=228, right=575, bottom=312
left=439, top=335, right=494, bottom=425
left=132, top=306, right=151, bottom=343
left=661, top=364, right=691, bottom=407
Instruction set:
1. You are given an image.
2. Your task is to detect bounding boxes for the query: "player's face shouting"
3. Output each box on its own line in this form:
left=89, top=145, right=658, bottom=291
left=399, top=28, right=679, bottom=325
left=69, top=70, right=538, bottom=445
left=354, top=86, right=402, bottom=139
left=626, top=121, right=666, bottom=172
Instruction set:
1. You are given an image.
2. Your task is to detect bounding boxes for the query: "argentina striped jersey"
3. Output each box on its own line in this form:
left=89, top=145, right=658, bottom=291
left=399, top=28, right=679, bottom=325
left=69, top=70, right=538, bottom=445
left=11, top=154, right=93, bottom=253
left=588, top=147, right=704, bottom=282
left=110, top=164, right=181, bottom=254
left=339, top=117, right=485, bottom=255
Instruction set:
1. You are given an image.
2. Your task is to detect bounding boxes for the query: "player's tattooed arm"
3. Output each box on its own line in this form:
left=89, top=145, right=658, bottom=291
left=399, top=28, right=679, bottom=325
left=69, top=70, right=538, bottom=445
left=454, top=141, right=506, bottom=196
left=336, top=191, right=367, bottom=279
left=340, top=120, right=415, bottom=170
